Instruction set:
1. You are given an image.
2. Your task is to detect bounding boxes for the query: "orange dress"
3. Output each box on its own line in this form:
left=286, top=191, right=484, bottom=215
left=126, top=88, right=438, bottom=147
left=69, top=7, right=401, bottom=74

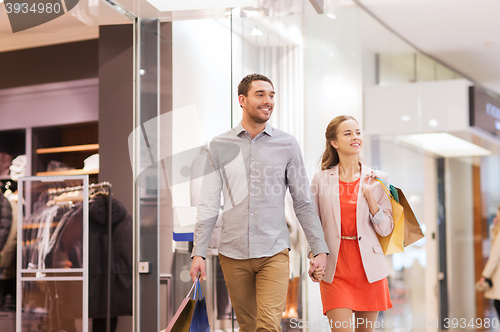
left=320, top=179, right=392, bottom=314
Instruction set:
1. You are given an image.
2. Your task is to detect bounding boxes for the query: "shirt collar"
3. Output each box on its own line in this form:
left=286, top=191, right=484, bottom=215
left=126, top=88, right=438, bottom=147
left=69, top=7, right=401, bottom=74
left=234, top=122, right=273, bottom=137
left=263, top=122, right=273, bottom=137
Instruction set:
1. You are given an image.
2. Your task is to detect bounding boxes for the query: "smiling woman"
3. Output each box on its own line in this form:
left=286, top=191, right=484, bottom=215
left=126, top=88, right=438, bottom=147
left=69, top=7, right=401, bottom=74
left=310, top=115, right=394, bottom=332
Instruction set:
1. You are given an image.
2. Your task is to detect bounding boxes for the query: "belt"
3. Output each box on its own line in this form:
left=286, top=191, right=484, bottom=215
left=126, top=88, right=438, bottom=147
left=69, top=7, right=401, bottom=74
left=341, top=236, right=358, bottom=240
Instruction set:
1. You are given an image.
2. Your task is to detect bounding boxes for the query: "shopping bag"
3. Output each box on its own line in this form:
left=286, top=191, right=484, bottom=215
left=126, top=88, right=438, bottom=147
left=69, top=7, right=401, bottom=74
left=396, top=188, right=425, bottom=246
left=374, top=177, right=405, bottom=255
left=162, top=281, right=197, bottom=332
left=282, top=277, right=300, bottom=319
left=189, top=279, right=210, bottom=332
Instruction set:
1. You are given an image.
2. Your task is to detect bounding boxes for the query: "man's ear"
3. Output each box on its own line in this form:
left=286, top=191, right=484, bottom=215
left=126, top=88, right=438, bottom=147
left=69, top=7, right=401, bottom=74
left=238, top=94, right=245, bottom=108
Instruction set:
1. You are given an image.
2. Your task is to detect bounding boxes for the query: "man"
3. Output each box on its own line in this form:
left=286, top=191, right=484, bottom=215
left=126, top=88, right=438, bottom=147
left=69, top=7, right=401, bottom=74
left=190, top=73, right=328, bottom=332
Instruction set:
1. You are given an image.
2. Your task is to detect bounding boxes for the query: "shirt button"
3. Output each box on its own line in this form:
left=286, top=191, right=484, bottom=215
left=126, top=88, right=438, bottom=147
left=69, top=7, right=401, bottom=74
left=250, top=232, right=254, bottom=235
left=250, top=212, right=253, bottom=216
left=251, top=158, right=255, bottom=161
left=358, top=237, right=362, bottom=241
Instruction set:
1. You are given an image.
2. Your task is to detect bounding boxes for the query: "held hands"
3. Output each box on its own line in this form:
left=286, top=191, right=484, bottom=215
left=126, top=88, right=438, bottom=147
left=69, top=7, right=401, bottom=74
left=308, top=253, right=326, bottom=283
left=190, top=256, right=207, bottom=282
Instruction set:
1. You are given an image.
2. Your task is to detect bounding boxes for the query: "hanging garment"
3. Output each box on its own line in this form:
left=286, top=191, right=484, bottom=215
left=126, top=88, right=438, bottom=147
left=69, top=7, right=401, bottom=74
left=0, top=194, right=18, bottom=279
left=0, top=192, right=12, bottom=255
left=88, top=194, right=133, bottom=318
left=50, top=194, right=133, bottom=318
left=0, top=153, right=12, bottom=176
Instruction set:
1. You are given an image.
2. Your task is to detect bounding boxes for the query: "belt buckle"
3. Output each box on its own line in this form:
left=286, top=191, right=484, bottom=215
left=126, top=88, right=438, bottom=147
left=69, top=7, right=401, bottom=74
left=341, top=236, right=357, bottom=240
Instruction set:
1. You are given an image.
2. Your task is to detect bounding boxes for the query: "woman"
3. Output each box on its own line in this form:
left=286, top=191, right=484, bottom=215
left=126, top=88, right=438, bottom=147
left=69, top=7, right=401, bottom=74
left=309, top=115, right=393, bottom=332
left=479, top=204, right=500, bottom=318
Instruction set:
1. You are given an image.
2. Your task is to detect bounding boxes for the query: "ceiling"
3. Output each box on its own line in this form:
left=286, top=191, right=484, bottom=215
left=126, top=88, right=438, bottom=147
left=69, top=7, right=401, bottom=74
left=356, top=0, right=500, bottom=95
left=0, top=0, right=131, bottom=53
left=1, top=0, right=500, bottom=97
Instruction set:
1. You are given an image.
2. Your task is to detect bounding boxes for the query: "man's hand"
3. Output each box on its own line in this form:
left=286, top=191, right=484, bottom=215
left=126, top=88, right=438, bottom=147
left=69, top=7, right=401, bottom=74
left=190, top=256, right=207, bottom=282
left=308, top=253, right=326, bottom=283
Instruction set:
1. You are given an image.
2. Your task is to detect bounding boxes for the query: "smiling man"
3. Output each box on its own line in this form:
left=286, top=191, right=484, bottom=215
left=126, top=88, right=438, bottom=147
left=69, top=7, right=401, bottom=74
left=190, top=73, right=328, bottom=332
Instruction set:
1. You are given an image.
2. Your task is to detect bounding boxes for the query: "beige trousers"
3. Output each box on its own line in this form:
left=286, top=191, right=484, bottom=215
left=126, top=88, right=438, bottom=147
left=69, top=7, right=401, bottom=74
left=219, top=249, right=290, bottom=332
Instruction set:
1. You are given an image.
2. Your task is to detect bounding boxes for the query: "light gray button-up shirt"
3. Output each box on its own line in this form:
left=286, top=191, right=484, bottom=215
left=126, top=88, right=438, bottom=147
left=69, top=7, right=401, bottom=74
left=192, top=122, right=329, bottom=259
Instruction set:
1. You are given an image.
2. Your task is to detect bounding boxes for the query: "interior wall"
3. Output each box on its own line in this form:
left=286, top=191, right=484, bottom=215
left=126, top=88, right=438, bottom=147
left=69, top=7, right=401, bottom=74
left=98, top=24, right=134, bottom=216
left=0, top=39, right=98, bottom=90
left=98, top=24, right=135, bottom=332
left=0, top=79, right=98, bottom=130
left=446, top=157, right=476, bottom=320
left=424, top=154, right=439, bottom=324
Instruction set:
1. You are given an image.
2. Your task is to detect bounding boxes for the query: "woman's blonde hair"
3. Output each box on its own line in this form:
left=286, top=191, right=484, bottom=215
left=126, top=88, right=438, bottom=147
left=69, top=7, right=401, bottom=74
left=320, top=115, right=359, bottom=170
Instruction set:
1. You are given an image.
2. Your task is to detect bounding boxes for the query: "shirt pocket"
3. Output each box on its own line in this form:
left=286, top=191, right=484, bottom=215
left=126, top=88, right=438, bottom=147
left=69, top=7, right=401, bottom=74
left=372, top=245, right=384, bottom=254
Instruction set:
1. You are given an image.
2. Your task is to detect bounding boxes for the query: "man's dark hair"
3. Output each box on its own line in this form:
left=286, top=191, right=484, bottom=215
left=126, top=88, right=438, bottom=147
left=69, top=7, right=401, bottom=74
left=238, top=73, right=274, bottom=97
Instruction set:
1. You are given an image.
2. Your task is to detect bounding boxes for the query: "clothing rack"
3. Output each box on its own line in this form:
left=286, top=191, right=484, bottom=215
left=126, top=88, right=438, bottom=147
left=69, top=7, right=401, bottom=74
left=47, top=181, right=114, bottom=332
left=47, top=181, right=112, bottom=195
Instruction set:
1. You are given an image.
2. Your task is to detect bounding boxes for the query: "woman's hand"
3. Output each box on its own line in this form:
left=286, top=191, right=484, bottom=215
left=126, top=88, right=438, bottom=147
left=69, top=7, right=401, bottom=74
left=312, top=267, right=325, bottom=281
left=362, top=171, right=377, bottom=199
left=362, top=171, right=381, bottom=215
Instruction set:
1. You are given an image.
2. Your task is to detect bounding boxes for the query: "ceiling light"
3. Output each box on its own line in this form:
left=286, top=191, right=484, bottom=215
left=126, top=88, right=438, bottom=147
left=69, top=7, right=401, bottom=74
left=324, top=0, right=338, bottom=19
left=401, top=115, right=411, bottom=122
left=428, top=119, right=438, bottom=127
left=146, top=0, right=257, bottom=12
left=397, top=133, right=492, bottom=157
left=251, top=28, right=263, bottom=36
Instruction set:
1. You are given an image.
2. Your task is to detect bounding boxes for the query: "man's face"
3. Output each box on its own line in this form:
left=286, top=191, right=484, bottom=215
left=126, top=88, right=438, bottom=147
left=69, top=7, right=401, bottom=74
left=239, top=80, right=275, bottom=124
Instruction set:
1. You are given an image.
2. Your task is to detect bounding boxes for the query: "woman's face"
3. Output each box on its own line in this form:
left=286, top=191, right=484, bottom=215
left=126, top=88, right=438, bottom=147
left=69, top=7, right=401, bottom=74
left=330, top=119, right=362, bottom=155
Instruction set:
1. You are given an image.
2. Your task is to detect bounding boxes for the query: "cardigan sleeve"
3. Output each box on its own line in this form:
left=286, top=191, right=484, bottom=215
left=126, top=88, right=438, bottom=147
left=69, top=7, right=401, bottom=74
left=370, top=171, right=394, bottom=237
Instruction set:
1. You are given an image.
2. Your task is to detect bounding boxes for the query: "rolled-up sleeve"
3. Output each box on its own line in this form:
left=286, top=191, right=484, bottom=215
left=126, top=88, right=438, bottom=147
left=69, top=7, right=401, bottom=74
left=369, top=206, right=385, bottom=225
left=286, top=140, right=329, bottom=257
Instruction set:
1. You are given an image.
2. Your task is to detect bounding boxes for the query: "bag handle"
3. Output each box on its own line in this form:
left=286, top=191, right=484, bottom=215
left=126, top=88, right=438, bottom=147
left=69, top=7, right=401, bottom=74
left=192, top=278, right=203, bottom=300
left=373, top=177, right=392, bottom=198
left=373, top=176, right=390, bottom=188
left=185, top=279, right=197, bottom=299
left=374, top=175, right=399, bottom=202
